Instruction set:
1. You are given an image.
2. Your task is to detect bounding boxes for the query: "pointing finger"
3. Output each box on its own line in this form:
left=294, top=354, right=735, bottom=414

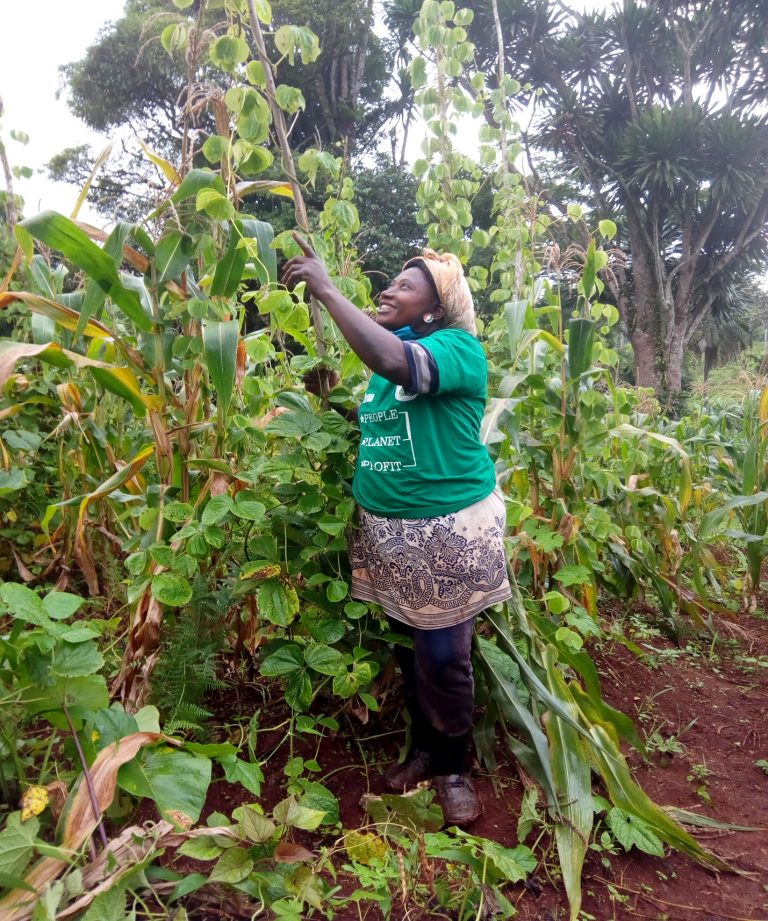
left=292, top=231, right=315, bottom=256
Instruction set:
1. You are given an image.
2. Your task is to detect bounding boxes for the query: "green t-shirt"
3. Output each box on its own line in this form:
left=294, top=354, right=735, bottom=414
left=352, top=328, right=496, bottom=518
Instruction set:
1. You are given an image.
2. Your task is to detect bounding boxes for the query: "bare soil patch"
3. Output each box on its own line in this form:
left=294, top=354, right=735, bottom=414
left=161, top=609, right=768, bottom=920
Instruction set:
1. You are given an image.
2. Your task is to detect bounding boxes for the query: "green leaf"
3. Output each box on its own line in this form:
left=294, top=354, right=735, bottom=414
left=210, top=847, right=253, bottom=883
left=24, top=675, right=109, bottom=726
left=303, top=644, right=347, bottom=677
left=553, top=565, right=592, bottom=588
left=151, top=573, right=193, bottom=607
left=1, top=583, right=47, bottom=625
left=42, top=591, right=85, bottom=621
left=202, top=135, right=229, bottom=164
left=568, top=318, right=596, bottom=384
left=0, top=468, right=28, bottom=496
left=302, top=609, right=345, bottom=644
left=272, top=796, right=326, bottom=831
left=118, top=747, right=211, bottom=824
left=274, top=25, right=320, bottom=65
left=210, top=35, right=250, bottom=72
left=258, top=579, right=299, bottom=626
left=479, top=839, right=536, bottom=883
left=0, top=813, right=39, bottom=877
left=286, top=670, right=312, bottom=711
left=202, top=319, right=239, bottom=417
left=51, top=640, right=104, bottom=678
left=260, top=643, right=303, bottom=676
left=598, top=219, right=617, bottom=239
left=92, top=706, right=140, bottom=749
left=155, top=230, right=195, bottom=284
left=171, top=169, right=227, bottom=204
left=252, top=0, right=272, bottom=23
left=20, top=212, right=152, bottom=331
left=363, top=788, right=444, bottom=834
left=274, top=85, right=305, bottom=114
left=236, top=804, right=276, bottom=843
left=234, top=141, right=273, bottom=177
left=245, top=60, right=267, bottom=85
left=211, top=229, right=248, bottom=298
left=607, top=807, right=665, bottom=857
left=178, top=836, right=223, bottom=861
left=220, top=755, right=264, bottom=796
left=233, top=494, right=266, bottom=521
left=80, top=886, right=126, bottom=921
left=296, top=780, right=339, bottom=825
left=326, top=579, right=348, bottom=602
left=196, top=188, right=235, bottom=221
left=201, top=494, right=234, bottom=526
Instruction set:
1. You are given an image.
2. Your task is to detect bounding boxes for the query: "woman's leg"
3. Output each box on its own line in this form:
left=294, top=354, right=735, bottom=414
left=411, top=618, right=475, bottom=776
left=386, top=617, right=481, bottom=823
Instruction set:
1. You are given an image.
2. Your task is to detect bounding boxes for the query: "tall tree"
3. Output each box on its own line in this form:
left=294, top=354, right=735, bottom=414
left=52, top=0, right=392, bottom=217
left=459, top=0, right=768, bottom=396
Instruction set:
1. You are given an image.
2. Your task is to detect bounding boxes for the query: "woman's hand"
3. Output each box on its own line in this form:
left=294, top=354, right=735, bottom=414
left=281, top=233, right=334, bottom=301
left=303, top=366, right=340, bottom=397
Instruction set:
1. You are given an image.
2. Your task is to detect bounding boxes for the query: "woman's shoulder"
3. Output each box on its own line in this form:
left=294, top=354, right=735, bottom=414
left=426, top=327, right=482, bottom=346
left=424, top=328, right=486, bottom=360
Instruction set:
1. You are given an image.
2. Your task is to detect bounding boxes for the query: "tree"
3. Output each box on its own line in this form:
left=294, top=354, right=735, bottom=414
left=51, top=0, right=393, bottom=218
left=461, top=0, right=768, bottom=397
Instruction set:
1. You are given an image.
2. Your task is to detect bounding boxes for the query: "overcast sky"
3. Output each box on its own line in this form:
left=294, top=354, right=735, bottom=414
left=1, top=0, right=126, bottom=225
left=1, top=0, right=612, bottom=228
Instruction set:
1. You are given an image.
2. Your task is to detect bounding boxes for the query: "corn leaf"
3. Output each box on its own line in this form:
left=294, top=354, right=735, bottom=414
left=0, top=291, right=112, bottom=339
left=584, top=723, right=731, bottom=872
left=155, top=230, right=195, bottom=285
left=19, top=213, right=153, bottom=332
left=474, top=637, right=559, bottom=808
left=610, top=424, right=692, bottom=512
left=545, top=655, right=593, bottom=921
left=567, top=318, right=596, bottom=384
left=70, top=142, right=112, bottom=220
left=241, top=217, right=276, bottom=285
left=236, top=179, right=294, bottom=199
left=203, top=319, right=239, bottom=417
left=211, top=227, right=248, bottom=297
left=0, top=733, right=162, bottom=921
left=89, top=367, right=163, bottom=414
left=137, top=139, right=180, bottom=185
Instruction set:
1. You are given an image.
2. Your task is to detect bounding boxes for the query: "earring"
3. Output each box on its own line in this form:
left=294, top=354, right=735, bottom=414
left=423, top=313, right=434, bottom=324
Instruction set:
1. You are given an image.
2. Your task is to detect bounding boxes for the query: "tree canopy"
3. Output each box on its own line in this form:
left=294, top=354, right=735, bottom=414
left=461, top=0, right=768, bottom=395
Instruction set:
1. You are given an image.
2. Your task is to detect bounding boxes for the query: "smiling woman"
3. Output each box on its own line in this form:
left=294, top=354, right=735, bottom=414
left=282, top=236, right=511, bottom=826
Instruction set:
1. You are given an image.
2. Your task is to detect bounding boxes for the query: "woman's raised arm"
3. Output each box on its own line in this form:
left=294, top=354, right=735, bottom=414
left=281, top=234, right=411, bottom=387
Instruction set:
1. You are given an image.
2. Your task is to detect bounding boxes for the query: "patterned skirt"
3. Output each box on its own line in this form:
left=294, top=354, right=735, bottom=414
left=349, top=487, right=512, bottom=629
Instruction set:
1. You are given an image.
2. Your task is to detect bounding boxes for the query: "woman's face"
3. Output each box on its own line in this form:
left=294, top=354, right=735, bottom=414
left=375, top=267, right=442, bottom=331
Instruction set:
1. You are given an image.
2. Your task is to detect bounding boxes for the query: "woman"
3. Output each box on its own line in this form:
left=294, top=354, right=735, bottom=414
left=282, top=234, right=511, bottom=825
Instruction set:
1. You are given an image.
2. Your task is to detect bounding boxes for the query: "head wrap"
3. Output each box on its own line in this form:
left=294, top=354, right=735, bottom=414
left=403, top=249, right=477, bottom=336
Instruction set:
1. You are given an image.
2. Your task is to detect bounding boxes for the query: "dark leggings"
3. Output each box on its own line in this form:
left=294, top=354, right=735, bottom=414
left=388, top=617, right=475, bottom=775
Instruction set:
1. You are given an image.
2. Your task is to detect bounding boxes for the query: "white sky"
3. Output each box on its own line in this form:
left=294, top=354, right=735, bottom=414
left=1, top=0, right=126, bottom=226
left=1, top=0, right=612, bottom=228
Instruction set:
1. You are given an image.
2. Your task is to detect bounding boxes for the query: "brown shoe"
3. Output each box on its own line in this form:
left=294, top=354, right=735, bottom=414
left=384, top=749, right=432, bottom=792
left=434, top=773, right=482, bottom=825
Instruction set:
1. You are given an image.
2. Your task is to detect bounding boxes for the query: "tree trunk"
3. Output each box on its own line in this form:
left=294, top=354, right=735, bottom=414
left=629, top=323, right=661, bottom=391
left=664, top=328, right=686, bottom=396
left=624, top=206, right=663, bottom=392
